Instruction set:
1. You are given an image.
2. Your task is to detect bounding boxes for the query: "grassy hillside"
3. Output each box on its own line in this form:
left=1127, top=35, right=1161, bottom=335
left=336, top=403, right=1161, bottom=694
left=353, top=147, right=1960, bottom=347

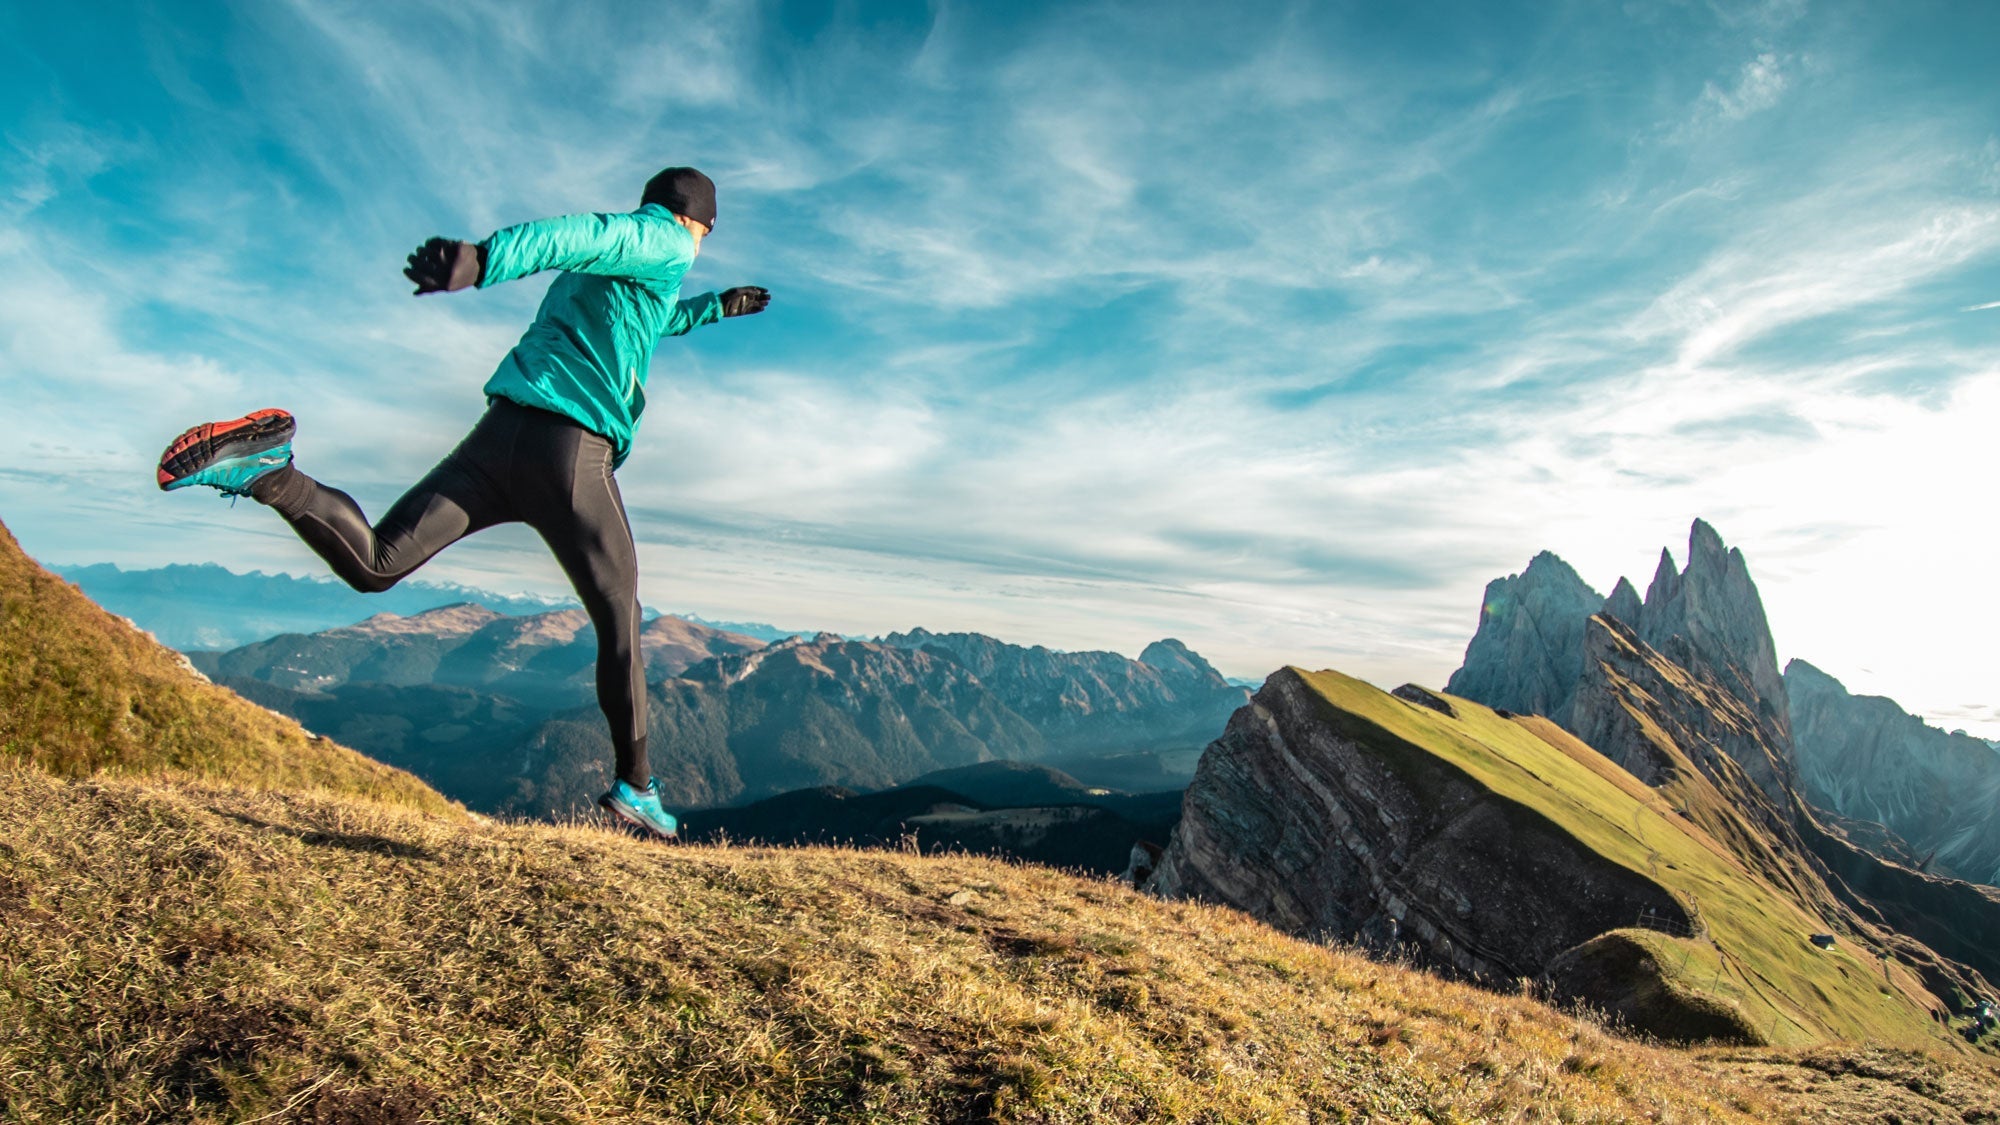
left=0, top=519, right=453, bottom=815
left=1294, top=670, right=1958, bottom=1052
left=12, top=767, right=2000, bottom=1122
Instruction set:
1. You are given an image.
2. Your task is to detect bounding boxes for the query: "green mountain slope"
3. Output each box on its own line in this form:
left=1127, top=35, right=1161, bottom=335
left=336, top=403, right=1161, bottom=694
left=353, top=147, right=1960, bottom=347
left=0, top=520, right=452, bottom=815
left=1294, top=669, right=1957, bottom=1049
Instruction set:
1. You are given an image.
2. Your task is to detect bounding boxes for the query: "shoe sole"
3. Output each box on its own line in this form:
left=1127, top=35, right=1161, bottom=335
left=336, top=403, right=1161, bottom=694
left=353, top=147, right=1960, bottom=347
left=158, top=408, right=296, bottom=490
left=597, top=793, right=678, bottom=841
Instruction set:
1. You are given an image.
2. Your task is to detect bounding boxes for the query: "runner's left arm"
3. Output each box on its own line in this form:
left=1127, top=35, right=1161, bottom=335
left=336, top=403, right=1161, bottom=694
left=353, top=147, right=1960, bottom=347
left=662, top=293, right=724, bottom=337
left=661, top=286, right=770, bottom=337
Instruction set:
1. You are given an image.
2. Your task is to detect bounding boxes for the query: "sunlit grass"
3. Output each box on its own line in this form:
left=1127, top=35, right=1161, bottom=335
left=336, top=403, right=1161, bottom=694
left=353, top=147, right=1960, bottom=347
left=1293, top=669, right=1957, bottom=1052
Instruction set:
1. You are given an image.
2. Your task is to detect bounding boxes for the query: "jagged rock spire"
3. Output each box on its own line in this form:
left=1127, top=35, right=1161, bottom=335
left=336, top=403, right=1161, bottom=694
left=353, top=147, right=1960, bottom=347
left=1444, top=550, right=1603, bottom=722
left=1447, top=520, right=1796, bottom=787
left=1634, top=520, right=1790, bottom=745
left=1603, top=577, right=1643, bottom=627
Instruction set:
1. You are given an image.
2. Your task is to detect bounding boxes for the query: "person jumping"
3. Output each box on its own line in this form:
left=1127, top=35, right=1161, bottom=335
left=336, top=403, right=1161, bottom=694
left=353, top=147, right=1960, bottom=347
left=155, top=166, right=769, bottom=841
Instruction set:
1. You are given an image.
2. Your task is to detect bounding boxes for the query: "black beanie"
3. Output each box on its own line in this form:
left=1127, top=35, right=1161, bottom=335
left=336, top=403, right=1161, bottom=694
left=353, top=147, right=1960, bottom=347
left=642, top=166, right=717, bottom=229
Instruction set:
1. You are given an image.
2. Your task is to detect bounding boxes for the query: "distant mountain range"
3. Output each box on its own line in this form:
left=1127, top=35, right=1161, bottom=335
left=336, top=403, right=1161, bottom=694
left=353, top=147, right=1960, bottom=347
left=191, top=604, right=1247, bottom=825
left=1787, top=660, right=2000, bottom=886
left=54, top=561, right=811, bottom=652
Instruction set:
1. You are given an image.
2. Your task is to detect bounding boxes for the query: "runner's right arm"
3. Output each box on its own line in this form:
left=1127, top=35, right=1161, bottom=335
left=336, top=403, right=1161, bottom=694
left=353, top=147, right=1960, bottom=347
left=477, top=209, right=695, bottom=288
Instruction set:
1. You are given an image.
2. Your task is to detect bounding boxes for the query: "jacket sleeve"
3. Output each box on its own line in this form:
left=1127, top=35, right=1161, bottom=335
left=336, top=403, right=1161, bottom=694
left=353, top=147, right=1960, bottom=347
left=663, top=292, right=724, bottom=338
left=478, top=210, right=693, bottom=287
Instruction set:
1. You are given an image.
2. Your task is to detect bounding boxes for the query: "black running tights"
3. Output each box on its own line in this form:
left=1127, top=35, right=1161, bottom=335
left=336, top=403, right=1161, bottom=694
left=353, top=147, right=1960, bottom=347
left=252, top=397, right=650, bottom=787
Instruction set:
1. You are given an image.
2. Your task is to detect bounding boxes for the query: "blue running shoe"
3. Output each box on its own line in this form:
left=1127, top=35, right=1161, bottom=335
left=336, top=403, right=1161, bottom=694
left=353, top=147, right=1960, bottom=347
left=157, top=408, right=295, bottom=497
left=598, top=778, right=679, bottom=840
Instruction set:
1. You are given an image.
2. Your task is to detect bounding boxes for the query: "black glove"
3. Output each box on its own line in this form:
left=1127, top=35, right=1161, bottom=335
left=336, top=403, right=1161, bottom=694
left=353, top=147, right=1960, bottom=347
left=720, top=286, right=770, bottom=317
left=404, top=237, right=485, bottom=295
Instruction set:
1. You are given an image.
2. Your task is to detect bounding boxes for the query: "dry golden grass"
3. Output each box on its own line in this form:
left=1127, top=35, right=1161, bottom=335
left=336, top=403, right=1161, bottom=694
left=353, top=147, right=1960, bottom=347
left=0, top=765, right=1809, bottom=1124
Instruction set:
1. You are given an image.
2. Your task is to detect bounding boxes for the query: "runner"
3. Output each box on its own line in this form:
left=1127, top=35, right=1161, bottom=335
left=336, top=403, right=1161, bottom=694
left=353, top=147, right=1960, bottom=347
left=156, top=166, right=769, bottom=840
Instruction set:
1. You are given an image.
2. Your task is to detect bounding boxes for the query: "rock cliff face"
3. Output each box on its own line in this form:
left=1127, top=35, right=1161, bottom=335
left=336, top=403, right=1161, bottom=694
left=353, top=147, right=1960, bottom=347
left=1146, top=668, right=1689, bottom=983
left=1633, top=521, right=1789, bottom=744
left=1787, top=659, right=2000, bottom=887
left=1571, top=616, right=1796, bottom=816
left=1443, top=551, right=1603, bottom=723
left=881, top=628, right=1248, bottom=753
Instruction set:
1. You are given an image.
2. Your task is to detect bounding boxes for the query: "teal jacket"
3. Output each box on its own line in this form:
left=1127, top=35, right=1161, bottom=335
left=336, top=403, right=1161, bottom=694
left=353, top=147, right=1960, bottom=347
left=477, top=202, right=723, bottom=467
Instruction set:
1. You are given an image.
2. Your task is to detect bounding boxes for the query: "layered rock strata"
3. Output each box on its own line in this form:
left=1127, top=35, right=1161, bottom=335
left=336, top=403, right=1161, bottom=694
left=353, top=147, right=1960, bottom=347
left=1146, top=668, right=1689, bottom=982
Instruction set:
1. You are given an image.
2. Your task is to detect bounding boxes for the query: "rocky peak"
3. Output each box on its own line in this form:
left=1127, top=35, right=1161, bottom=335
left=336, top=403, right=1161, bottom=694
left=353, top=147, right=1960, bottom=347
left=1634, top=520, right=1788, bottom=740
left=1603, top=576, right=1642, bottom=627
left=343, top=602, right=504, bottom=639
left=1443, top=549, right=1603, bottom=724
left=1449, top=521, right=1791, bottom=763
left=1139, top=638, right=1228, bottom=690
left=1643, top=547, right=1682, bottom=611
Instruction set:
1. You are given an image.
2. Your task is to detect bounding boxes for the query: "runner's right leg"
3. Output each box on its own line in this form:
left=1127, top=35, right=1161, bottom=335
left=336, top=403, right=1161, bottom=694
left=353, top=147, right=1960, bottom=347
left=249, top=413, right=517, bottom=593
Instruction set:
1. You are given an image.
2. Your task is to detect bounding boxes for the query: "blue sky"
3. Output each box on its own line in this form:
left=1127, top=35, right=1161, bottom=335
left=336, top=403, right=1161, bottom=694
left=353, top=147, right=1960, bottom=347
left=5, top=0, right=1997, bottom=733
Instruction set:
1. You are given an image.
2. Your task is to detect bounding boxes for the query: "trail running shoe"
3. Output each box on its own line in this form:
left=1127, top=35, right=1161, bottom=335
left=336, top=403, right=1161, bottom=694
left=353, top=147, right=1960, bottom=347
left=598, top=778, right=679, bottom=841
left=157, top=408, right=296, bottom=496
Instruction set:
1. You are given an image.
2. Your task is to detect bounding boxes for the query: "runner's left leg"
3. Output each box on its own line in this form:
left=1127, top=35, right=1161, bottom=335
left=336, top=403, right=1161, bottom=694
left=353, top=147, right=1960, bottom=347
left=516, top=418, right=649, bottom=790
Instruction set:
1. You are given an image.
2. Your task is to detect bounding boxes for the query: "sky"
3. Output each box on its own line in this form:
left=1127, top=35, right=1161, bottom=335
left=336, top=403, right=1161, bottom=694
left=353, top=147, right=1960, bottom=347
left=4, top=0, right=1997, bottom=736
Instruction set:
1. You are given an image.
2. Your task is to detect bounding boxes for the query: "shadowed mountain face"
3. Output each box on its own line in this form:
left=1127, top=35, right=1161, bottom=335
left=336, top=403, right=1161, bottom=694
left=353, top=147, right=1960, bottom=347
left=1442, top=551, right=1602, bottom=726
left=1787, top=659, right=2000, bottom=887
